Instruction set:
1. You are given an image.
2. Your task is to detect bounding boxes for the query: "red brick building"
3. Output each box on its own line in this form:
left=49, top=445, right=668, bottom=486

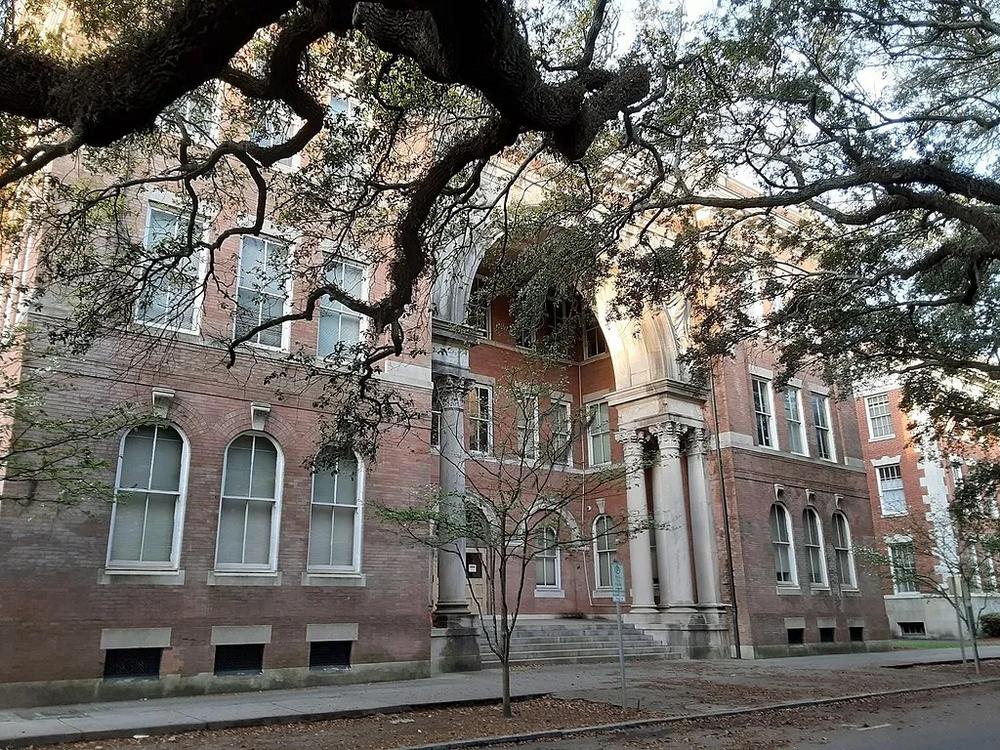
left=856, top=382, right=1000, bottom=639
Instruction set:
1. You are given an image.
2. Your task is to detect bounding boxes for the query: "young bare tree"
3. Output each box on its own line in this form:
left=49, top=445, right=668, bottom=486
left=858, top=467, right=1000, bottom=675
left=378, top=361, right=652, bottom=717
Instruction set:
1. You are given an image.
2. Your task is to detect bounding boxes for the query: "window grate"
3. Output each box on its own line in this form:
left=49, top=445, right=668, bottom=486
left=103, top=648, right=162, bottom=680
left=899, top=621, right=926, bottom=636
left=310, top=641, right=352, bottom=670
left=214, top=643, right=264, bottom=675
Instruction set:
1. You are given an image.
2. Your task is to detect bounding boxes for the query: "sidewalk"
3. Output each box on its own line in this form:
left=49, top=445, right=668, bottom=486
left=2, top=646, right=998, bottom=749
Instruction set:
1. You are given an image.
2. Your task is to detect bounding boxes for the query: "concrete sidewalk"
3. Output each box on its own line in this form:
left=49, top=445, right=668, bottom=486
left=2, top=647, right=998, bottom=749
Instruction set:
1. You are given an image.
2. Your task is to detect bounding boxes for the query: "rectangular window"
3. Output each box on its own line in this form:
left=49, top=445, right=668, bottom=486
left=177, top=80, right=221, bottom=146
left=430, top=384, right=441, bottom=448
left=865, top=393, right=894, bottom=439
left=811, top=393, right=835, bottom=460
left=213, top=644, right=264, bottom=675
left=535, top=527, right=560, bottom=588
left=751, top=377, right=777, bottom=448
left=516, top=394, right=539, bottom=459
left=103, top=648, right=162, bottom=680
left=849, top=626, right=865, bottom=642
left=136, top=207, right=203, bottom=332
left=235, top=236, right=289, bottom=349
left=550, top=400, right=572, bottom=465
left=899, top=621, right=926, bottom=636
left=786, top=628, right=804, bottom=645
left=587, top=402, right=612, bottom=466
left=594, top=516, right=615, bottom=589
left=468, top=384, right=493, bottom=454
left=584, top=314, right=607, bottom=358
left=466, top=276, right=491, bottom=337
left=317, top=257, right=364, bottom=359
left=877, top=463, right=907, bottom=516
left=783, top=388, right=807, bottom=455
left=890, top=542, right=918, bottom=593
left=309, top=640, right=352, bottom=670
left=819, top=627, right=836, bottom=643
left=253, top=102, right=297, bottom=168
left=308, top=455, right=361, bottom=572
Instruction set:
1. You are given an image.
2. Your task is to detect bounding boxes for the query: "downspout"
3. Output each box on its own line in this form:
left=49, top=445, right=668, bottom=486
left=710, top=372, right=741, bottom=657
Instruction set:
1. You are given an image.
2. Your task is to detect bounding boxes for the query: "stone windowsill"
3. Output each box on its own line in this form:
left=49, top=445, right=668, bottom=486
left=301, top=572, right=367, bottom=587
left=775, top=585, right=802, bottom=596
left=207, top=571, right=283, bottom=586
left=534, top=587, right=565, bottom=599
left=99, top=568, right=185, bottom=586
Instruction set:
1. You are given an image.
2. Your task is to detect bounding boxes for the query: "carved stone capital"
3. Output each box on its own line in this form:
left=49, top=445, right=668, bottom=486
left=434, top=374, right=473, bottom=409
left=686, top=427, right=710, bottom=456
left=614, top=427, right=646, bottom=463
left=649, top=420, right=684, bottom=459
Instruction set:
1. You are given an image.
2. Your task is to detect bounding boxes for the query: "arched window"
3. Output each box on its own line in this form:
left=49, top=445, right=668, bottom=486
left=832, top=512, right=856, bottom=588
left=216, top=434, right=282, bottom=571
left=108, top=425, right=188, bottom=569
left=769, top=504, right=796, bottom=585
left=803, top=508, right=827, bottom=586
left=308, top=451, right=363, bottom=572
left=535, top=527, right=560, bottom=589
left=594, top=515, right=615, bottom=589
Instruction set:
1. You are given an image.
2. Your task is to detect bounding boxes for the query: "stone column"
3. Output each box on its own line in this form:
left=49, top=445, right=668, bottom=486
left=435, top=373, right=472, bottom=617
left=687, top=427, right=722, bottom=607
left=616, top=428, right=657, bottom=613
left=649, top=420, right=696, bottom=610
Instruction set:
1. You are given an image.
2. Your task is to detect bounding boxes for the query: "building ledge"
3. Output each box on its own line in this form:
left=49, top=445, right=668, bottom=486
left=534, top=587, right=565, bottom=599
left=98, top=569, right=185, bottom=586
left=207, top=571, right=282, bottom=586
left=301, top=572, right=367, bottom=587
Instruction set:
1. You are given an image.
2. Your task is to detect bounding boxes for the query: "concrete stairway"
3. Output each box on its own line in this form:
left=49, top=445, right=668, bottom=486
left=478, top=618, right=681, bottom=668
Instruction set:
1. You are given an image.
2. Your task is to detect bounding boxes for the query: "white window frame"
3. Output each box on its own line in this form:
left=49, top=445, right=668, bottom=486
left=593, top=515, right=615, bottom=589
left=584, top=315, right=607, bottom=359
left=535, top=526, right=561, bottom=590
left=214, top=432, right=284, bottom=573
left=832, top=511, right=857, bottom=589
left=803, top=507, right=828, bottom=587
left=234, top=234, right=293, bottom=352
left=752, top=377, right=778, bottom=449
left=135, top=203, right=207, bottom=335
left=316, top=253, right=367, bottom=361
left=770, top=503, right=797, bottom=586
left=551, top=399, right=573, bottom=466
left=515, top=392, right=539, bottom=460
left=177, top=79, right=224, bottom=146
left=865, top=393, right=895, bottom=440
left=466, top=275, right=492, bottom=338
left=253, top=102, right=301, bottom=171
left=106, top=424, right=190, bottom=571
left=889, top=540, right=918, bottom=594
left=811, top=393, right=836, bottom=461
left=306, top=452, right=365, bottom=574
left=586, top=401, right=612, bottom=467
left=468, top=383, right=494, bottom=455
left=783, top=387, right=808, bottom=456
left=876, top=462, right=907, bottom=517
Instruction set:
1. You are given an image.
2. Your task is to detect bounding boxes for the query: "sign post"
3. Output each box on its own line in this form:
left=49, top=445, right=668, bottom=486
left=610, top=560, right=628, bottom=710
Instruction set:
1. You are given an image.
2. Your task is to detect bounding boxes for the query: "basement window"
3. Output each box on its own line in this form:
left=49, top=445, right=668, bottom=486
left=786, top=628, right=804, bottom=645
left=214, top=644, right=264, bottom=676
left=103, top=648, right=162, bottom=680
left=849, top=626, right=865, bottom=642
left=819, top=627, right=835, bottom=643
left=899, top=621, right=926, bottom=636
left=309, top=640, right=352, bottom=670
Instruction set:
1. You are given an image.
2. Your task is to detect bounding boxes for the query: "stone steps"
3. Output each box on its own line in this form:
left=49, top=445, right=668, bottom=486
left=478, top=619, right=678, bottom=668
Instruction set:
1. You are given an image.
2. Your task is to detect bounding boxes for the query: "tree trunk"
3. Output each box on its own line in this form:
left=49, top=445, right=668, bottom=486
left=501, top=654, right=512, bottom=718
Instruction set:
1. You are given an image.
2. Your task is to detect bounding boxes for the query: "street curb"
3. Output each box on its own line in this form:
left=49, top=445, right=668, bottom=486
left=394, top=676, right=1000, bottom=750
left=0, top=693, right=552, bottom=749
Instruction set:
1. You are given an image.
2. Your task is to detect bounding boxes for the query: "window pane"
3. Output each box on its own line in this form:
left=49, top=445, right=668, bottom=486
left=335, top=458, right=358, bottom=505
left=109, top=492, right=145, bottom=562
left=313, top=467, right=336, bottom=505
left=120, top=428, right=156, bottom=490
left=142, top=493, right=176, bottom=561
left=217, top=498, right=246, bottom=564
left=309, top=504, right=334, bottom=567
left=249, top=438, right=277, bottom=499
left=331, top=507, right=356, bottom=566
left=149, top=428, right=183, bottom=492
left=244, top=500, right=273, bottom=565
left=224, top=436, right=254, bottom=497
left=239, top=237, right=265, bottom=284
left=339, top=314, right=361, bottom=346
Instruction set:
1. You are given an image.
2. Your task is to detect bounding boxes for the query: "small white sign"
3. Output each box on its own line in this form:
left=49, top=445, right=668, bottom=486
left=611, top=561, right=626, bottom=603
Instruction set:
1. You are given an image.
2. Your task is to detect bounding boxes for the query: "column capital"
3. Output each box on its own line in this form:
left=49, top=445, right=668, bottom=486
left=434, top=373, right=473, bottom=408
left=686, top=426, right=710, bottom=456
left=649, top=420, right=684, bottom=459
left=614, top=427, right=646, bottom=462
